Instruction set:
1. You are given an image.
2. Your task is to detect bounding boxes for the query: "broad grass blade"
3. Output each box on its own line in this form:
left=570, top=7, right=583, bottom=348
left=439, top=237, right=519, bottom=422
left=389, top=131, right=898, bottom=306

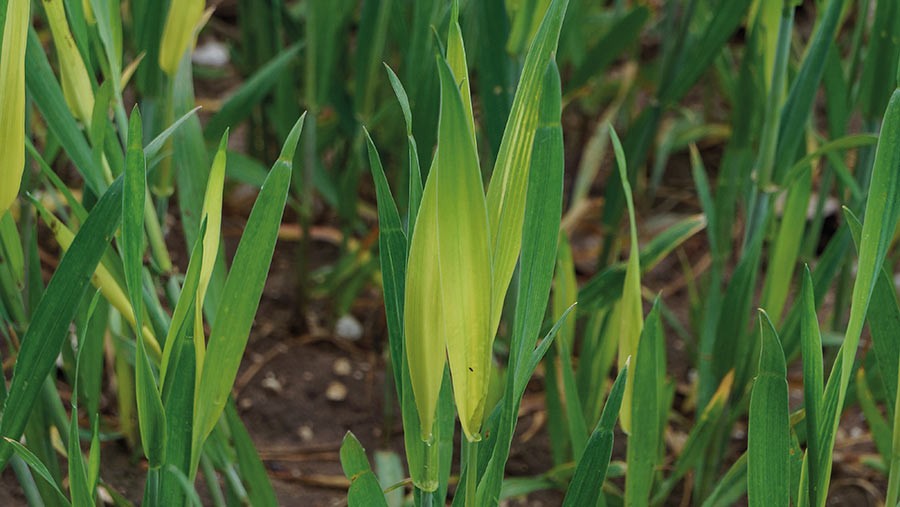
left=748, top=311, right=789, bottom=507
left=434, top=58, right=493, bottom=441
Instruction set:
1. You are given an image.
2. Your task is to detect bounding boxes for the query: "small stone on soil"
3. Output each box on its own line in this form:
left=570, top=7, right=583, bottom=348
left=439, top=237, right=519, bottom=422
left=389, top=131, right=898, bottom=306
left=325, top=381, right=347, bottom=401
left=335, top=314, right=363, bottom=341
left=297, top=424, right=314, bottom=442
left=333, top=357, right=352, bottom=376
left=261, top=372, right=283, bottom=394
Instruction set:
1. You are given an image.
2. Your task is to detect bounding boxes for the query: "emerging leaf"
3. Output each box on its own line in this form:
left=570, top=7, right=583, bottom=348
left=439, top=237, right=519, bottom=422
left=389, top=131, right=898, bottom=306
left=159, top=0, right=205, bottom=76
left=0, top=0, right=29, bottom=216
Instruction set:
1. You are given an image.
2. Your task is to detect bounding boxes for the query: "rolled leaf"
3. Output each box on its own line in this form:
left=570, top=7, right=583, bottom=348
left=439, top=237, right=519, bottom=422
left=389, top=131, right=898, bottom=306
left=158, top=0, right=205, bottom=76
left=41, top=0, right=95, bottom=124
left=434, top=58, right=493, bottom=441
left=0, top=0, right=29, bottom=216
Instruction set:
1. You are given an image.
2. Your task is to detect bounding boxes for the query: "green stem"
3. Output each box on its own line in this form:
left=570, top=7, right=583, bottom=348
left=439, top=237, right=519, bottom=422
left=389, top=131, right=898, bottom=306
left=10, top=455, right=42, bottom=506
left=886, top=360, right=900, bottom=506
left=143, top=467, right=160, bottom=507
left=417, top=487, right=433, bottom=507
left=464, top=438, right=477, bottom=507
left=143, top=190, right=173, bottom=274
left=201, top=453, right=227, bottom=507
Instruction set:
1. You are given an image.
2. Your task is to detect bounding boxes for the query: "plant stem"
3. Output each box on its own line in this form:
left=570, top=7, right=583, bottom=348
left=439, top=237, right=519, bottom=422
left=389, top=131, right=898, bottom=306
left=464, top=438, right=477, bottom=507
left=144, top=467, right=159, bottom=507
left=144, top=190, right=173, bottom=274
left=886, top=362, right=900, bottom=506
left=201, top=453, right=227, bottom=507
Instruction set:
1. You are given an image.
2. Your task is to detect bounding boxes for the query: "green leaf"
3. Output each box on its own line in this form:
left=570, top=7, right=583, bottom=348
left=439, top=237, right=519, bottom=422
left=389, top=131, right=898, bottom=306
left=159, top=220, right=206, bottom=392
left=364, top=130, right=407, bottom=397
left=5, top=438, right=72, bottom=507
left=552, top=231, right=587, bottom=459
left=69, top=292, right=101, bottom=507
left=748, top=311, right=790, bottom=507
left=652, top=372, right=734, bottom=504
left=159, top=338, right=197, bottom=507
left=478, top=57, right=566, bottom=507
left=340, top=432, right=389, bottom=507
left=858, top=0, right=900, bottom=120
left=761, top=166, right=811, bottom=324
left=484, top=0, right=569, bottom=340
left=0, top=177, right=124, bottom=471
left=0, top=212, right=23, bottom=290
left=822, top=88, right=900, bottom=502
left=771, top=0, right=844, bottom=184
left=844, top=207, right=900, bottom=418
left=123, top=106, right=167, bottom=470
left=625, top=298, right=662, bottom=507
left=404, top=154, right=445, bottom=441
left=799, top=266, right=824, bottom=507
left=0, top=0, right=29, bottom=216
left=144, top=106, right=202, bottom=164
left=781, top=134, right=877, bottom=190
left=191, top=114, right=304, bottom=475
left=562, top=363, right=627, bottom=507
left=225, top=400, right=277, bottom=507
left=163, top=465, right=203, bottom=507
left=384, top=64, right=412, bottom=135
left=608, top=124, right=642, bottom=433
left=701, top=452, right=747, bottom=507
left=446, top=0, right=476, bottom=147
left=193, top=130, right=229, bottom=372
left=25, top=27, right=105, bottom=194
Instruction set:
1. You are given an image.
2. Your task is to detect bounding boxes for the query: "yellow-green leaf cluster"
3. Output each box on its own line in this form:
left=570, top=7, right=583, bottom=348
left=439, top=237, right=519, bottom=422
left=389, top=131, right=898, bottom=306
left=0, top=0, right=29, bottom=217
left=159, top=0, right=205, bottom=77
